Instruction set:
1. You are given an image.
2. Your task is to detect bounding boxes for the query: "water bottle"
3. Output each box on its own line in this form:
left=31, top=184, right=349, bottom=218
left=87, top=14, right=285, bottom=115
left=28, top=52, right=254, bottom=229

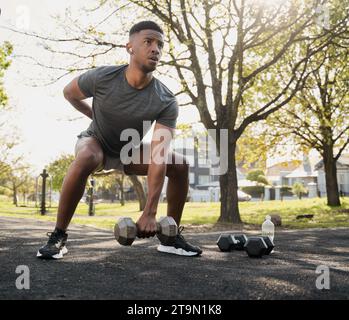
left=262, top=215, right=275, bottom=242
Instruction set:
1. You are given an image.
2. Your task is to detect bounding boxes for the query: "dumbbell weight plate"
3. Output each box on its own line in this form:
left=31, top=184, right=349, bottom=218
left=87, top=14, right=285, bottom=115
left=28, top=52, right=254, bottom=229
left=244, top=237, right=268, bottom=258
left=114, top=217, right=137, bottom=246
left=261, top=236, right=275, bottom=255
left=156, top=216, right=178, bottom=245
left=217, top=234, right=235, bottom=252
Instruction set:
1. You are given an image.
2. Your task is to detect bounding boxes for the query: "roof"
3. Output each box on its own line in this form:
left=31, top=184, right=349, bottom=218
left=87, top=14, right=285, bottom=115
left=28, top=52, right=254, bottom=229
left=315, top=154, right=349, bottom=170
left=266, top=160, right=301, bottom=176
left=285, top=169, right=318, bottom=178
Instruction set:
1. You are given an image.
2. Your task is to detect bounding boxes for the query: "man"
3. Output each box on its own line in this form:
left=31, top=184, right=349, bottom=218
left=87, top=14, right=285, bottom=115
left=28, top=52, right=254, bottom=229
left=37, top=21, right=202, bottom=259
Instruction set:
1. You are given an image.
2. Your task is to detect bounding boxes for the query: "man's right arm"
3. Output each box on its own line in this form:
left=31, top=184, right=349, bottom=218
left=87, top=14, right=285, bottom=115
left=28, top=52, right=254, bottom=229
left=63, top=77, right=93, bottom=120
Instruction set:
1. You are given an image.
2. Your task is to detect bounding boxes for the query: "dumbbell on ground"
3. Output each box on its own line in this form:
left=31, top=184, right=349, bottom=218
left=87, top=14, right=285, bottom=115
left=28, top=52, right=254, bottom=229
left=114, top=216, right=178, bottom=246
left=217, top=234, right=248, bottom=252
left=244, top=236, right=275, bottom=258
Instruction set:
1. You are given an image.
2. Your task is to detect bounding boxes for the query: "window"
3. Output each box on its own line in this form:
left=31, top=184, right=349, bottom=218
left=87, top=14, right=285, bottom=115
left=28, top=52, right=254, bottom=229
left=198, top=175, right=210, bottom=185
left=189, top=173, right=195, bottom=184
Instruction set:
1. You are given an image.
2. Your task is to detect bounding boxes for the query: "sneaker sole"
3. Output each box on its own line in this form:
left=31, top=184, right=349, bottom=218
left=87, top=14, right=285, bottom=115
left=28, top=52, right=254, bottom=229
left=36, top=246, right=68, bottom=260
left=157, top=245, right=201, bottom=257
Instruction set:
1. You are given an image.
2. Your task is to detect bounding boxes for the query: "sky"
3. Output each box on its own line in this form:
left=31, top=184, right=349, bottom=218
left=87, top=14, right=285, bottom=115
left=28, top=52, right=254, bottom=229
left=0, top=0, right=322, bottom=175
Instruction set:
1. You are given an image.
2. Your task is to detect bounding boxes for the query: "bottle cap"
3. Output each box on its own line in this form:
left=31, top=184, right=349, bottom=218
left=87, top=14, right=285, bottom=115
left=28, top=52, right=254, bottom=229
left=266, top=215, right=271, bottom=220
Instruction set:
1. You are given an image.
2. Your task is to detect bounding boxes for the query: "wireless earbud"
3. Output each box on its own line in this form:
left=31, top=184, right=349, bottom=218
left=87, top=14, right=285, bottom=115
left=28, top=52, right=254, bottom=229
left=129, top=48, right=133, bottom=54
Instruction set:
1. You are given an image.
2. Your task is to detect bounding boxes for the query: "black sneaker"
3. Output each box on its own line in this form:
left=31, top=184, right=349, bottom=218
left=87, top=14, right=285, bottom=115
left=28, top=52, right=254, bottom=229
left=36, top=229, right=68, bottom=260
left=157, top=226, right=202, bottom=257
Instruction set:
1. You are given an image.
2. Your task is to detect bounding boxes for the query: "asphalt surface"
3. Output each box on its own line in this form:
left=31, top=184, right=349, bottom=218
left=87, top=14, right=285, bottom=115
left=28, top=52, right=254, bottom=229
left=0, top=217, right=348, bottom=300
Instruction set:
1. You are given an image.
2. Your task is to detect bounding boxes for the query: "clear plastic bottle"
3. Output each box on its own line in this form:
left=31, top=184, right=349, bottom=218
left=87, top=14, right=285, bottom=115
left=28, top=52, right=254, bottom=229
left=262, top=215, right=275, bottom=242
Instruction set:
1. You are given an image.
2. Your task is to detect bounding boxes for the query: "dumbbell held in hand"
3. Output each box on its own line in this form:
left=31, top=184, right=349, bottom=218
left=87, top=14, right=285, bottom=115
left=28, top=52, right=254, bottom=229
left=114, top=216, right=178, bottom=246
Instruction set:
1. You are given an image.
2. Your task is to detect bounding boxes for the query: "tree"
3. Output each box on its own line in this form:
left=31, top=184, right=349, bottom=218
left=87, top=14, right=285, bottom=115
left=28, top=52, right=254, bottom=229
left=268, top=40, right=348, bottom=206
left=47, top=154, right=75, bottom=191
left=17, top=175, right=36, bottom=206
left=93, top=171, right=123, bottom=205
left=0, top=41, right=14, bottom=168
left=0, top=159, right=33, bottom=206
left=0, top=41, right=13, bottom=109
left=115, top=173, right=126, bottom=205
left=246, top=169, right=269, bottom=185
left=292, top=182, right=307, bottom=199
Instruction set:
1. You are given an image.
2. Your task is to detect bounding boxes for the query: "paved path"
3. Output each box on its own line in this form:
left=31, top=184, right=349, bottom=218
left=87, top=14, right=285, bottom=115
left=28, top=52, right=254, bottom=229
left=0, top=217, right=348, bottom=299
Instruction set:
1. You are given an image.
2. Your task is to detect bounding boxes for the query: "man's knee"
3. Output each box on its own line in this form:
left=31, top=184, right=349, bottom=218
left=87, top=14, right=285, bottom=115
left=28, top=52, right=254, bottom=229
left=75, top=147, right=104, bottom=174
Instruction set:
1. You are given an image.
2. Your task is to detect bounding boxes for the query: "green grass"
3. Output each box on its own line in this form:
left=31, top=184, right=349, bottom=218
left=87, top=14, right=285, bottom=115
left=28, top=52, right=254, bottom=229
left=239, top=197, right=349, bottom=229
left=0, top=195, right=348, bottom=231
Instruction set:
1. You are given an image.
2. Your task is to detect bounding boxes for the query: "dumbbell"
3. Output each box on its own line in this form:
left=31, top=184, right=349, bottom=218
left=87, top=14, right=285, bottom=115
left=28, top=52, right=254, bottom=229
left=244, top=236, right=275, bottom=258
left=217, top=234, right=248, bottom=252
left=114, top=216, right=178, bottom=246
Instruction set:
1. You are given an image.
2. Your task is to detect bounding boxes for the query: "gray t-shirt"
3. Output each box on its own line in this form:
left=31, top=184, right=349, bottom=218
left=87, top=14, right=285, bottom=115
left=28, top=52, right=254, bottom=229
left=77, top=64, right=178, bottom=157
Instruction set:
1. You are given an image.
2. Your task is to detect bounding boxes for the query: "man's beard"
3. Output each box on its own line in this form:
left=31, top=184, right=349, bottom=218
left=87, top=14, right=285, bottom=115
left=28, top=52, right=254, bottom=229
left=141, top=63, right=156, bottom=74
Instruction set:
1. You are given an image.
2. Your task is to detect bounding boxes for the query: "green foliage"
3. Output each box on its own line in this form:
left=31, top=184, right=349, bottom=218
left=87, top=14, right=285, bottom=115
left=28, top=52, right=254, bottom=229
left=281, top=186, right=293, bottom=197
left=0, top=41, right=13, bottom=108
left=0, top=159, right=34, bottom=206
left=47, top=154, right=74, bottom=191
left=94, top=174, right=117, bottom=191
left=292, top=182, right=308, bottom=199
left=0, top=185, right=12, bottom=196
left=236, top=127, right=268, bottom=170
left=246, top=169, right=269, bottom=185
left=264, top=0, right=349, bottom=158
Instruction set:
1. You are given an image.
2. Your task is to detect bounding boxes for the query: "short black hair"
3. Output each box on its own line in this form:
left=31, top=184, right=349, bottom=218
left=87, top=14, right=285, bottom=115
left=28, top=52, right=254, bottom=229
left=129, top=21, right=164, bottom=37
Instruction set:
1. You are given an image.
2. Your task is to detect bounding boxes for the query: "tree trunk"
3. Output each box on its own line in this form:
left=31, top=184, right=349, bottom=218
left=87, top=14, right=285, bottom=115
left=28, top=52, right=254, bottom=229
left=128, top=175, right=146, bottom=211
left=323, top=146, right=341, bottom=206
left=118, top=174, right=125, bottom=206
left=120, top=185, right=125, bottom=206
left=218, top=141, right=242, bottom=223
left=115, top=174, right=125, bottom=205
left=13, top=185, right=18, bottom=207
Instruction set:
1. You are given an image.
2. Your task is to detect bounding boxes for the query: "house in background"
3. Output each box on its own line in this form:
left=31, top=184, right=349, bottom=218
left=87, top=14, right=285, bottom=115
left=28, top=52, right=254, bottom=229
left=265, top=155, right=318, bottom=187
left=315, top=154, right=349, bottom=196
left=284, top=155, right=318, bottom=186
left=265, top=160, right=301, bottom=186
